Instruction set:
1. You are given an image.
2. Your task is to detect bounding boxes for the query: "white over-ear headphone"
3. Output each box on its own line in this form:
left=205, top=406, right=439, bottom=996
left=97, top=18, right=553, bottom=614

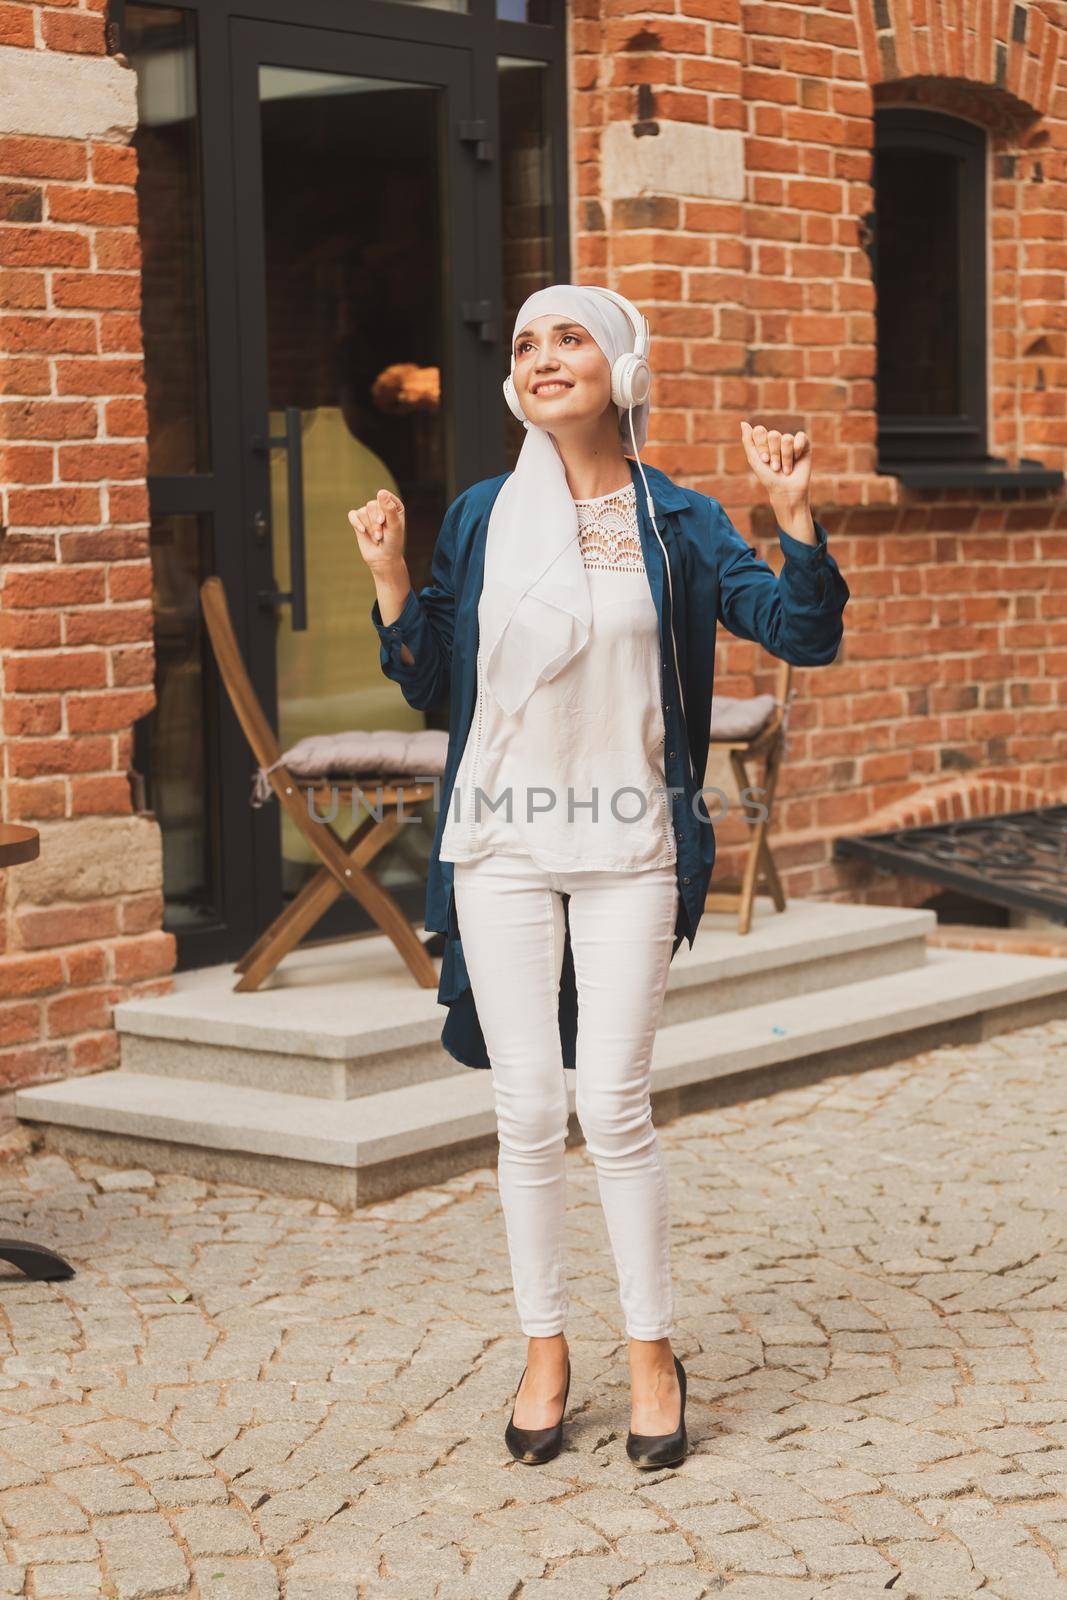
left=502, top=286, right=652, bottom=423
left=501, top=285, right=696, bottom=789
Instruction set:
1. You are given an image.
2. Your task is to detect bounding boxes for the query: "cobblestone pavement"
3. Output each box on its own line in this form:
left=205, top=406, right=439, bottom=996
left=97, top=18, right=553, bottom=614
left=1, top=1019, right=1067, bottom=1599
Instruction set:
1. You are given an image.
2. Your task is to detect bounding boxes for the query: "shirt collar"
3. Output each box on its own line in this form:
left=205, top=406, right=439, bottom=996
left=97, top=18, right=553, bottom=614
left=627, top=457, right=690, bottom=512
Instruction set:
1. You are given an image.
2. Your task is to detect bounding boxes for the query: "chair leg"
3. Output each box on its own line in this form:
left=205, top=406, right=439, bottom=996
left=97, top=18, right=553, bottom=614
left=728, top=737, right=789, bottom=936
left=236, top=806, right=439, bottom=993
left=269, top=774, right=440, bottom=991
left=235, top=872, right=345, bottom=992
left=730, top=751, right=761, bottom=936
left=756, top=738, right=788, bottom=913
left=235, top=811, right=382, bottom=975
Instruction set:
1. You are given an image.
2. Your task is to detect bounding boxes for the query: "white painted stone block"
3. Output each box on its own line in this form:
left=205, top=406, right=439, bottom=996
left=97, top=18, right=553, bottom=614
left=0, top=45, right=137, bottom=142
left=602, top=120, right=745, bottom=202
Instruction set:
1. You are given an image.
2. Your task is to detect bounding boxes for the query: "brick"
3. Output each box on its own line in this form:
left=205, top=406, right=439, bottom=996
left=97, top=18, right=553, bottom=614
left=66, top=690, right=155, bottom=733
left=63, top=945, right=108, bottom=986
left=41, top=10, right=107, bottom=54
left=0, top=442, right=55, bottom=483
left=0, top=265, right=47, bottom=307
left=0, top=1041, right=70, bottom=1087
left=0, top=5, right=34, bottom=48
left=0, top=953, right=64, bottom=999
left=108, top=566, right=152, bottom=604
left=71, top=776, right=132, bottom=816
left=0, top=1001, right=40, bottom=1047
left=59, top=442, right=147, bottom=480
left=63, top=604, right=152, bottom=645
left=46, top=988, right=112, bottom=1038
left=52, top=272, right=141, bottom=312
left=46, top=188, right=137, bottom=228
left=3, top=567, right=106, bottom=608
left=0, top=314, right=97, bottom=354
left=54, top=357, right=145, bottom=397
left=119, top=892, right=164, bottom=936
left=2, top=693, right=61, bottom=734
left=71, top=1029, right=120, bottom=1070
left=9, top=736, right=112, bottom=778
left=5, top=780, right=66, bottom=820
left=0, top=137, right=87, bottom=182
left=111, top=932, right=176, bottom=983
left=60, top=529, right=148, bottom=564
left=5, top=651, right=107, bottom=692
left=7, top=485, right=102, bottom=525
left=0, top=183, right=42, bottom=223
left=91, top=144, right=138, bottom=186
left=0, top=226, right=90, bottom=269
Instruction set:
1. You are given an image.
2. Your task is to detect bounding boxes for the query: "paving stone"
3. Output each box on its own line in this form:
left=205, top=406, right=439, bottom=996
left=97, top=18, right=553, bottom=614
left=174, top=1505, right=258, bottom=1556
left=1, top=1018, right=1067, bottom=1593
left=191, top=1559, right=280, bottom=1599
left=30, top=1564, right=102, bottom=1597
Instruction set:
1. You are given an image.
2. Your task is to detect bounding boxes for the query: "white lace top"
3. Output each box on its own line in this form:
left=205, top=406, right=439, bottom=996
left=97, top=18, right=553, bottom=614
left=439, top=479, right=677, bottom=871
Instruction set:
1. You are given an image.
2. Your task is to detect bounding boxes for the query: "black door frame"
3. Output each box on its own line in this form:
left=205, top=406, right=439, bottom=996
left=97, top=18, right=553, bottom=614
left=230, top=17, right=484, bottom=941
left=111, top=0, right=571, bottom=969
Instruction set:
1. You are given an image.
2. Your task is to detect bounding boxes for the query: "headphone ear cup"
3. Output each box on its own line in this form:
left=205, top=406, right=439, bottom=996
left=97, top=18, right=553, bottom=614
left=611, top=353, right=651, bottom=409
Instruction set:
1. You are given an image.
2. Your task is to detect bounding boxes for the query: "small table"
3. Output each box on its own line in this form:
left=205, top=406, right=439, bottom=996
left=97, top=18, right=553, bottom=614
left=0, top=825, right=75, bottom=1282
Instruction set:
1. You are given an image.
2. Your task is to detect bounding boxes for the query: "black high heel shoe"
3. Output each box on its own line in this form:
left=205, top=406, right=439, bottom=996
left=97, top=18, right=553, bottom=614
left=505, top=1354, right=571, bottom=1465
left=626, top=1353, right=687, bottom=1468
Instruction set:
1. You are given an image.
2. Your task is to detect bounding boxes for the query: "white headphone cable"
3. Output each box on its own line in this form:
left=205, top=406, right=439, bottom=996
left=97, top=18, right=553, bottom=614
left=627, top=403, right=696, bottom=790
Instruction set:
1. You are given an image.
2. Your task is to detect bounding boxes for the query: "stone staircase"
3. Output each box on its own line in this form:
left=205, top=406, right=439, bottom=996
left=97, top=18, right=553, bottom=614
left=16, top=897, right=1067, bottom=1207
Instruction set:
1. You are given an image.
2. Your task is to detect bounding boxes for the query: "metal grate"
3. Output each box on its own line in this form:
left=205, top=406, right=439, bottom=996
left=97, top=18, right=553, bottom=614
left=834, top=805, right=1067, bottom=925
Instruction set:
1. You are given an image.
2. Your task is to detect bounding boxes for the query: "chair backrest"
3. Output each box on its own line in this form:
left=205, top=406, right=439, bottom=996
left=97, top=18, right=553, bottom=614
left=199, top=576, right=282, bottom=770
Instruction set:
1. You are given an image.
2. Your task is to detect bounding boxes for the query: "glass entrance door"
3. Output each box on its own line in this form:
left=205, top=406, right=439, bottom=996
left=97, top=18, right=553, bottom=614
left=231, top=21, right=482, bottom=930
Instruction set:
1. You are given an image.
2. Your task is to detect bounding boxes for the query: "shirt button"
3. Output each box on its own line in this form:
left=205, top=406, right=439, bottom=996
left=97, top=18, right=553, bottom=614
left=668, top=750, right=675, bottom=759
left=682, top=876, right=690, bottom=885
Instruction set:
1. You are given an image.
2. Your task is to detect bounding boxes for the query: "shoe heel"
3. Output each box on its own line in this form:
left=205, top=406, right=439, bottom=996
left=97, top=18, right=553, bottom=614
left=626, top=1353, right=687, bottom=1469
left=505, top=1355, right=571, bottom=1465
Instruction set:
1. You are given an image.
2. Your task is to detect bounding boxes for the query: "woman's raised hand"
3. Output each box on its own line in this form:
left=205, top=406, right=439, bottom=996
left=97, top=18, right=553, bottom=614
left=349, top=490, right=406, bottom=570
left=740, top=421, right=812, bottom=505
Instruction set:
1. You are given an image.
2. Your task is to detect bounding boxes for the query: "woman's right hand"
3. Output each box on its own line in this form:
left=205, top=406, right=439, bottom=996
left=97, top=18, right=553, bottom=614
left=349, top=490, right=406, bottom=571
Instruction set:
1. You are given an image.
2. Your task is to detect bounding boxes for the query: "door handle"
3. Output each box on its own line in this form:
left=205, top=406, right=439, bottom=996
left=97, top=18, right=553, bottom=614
left=457, top=119, right=494, bottom=162
left=462, top=298, right=497, bottom=343
left=251, top=405, right=308, bottom=631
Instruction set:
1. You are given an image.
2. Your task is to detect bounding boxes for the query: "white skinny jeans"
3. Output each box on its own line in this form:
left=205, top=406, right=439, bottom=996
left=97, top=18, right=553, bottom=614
left=452, top=852, right=679, bottom=1341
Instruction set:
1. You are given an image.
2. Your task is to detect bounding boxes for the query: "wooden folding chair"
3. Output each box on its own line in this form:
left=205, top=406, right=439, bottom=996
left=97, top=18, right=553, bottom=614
left=703, top=658, right=794, bottom=935
left=200, top=575, right=439, bottom=993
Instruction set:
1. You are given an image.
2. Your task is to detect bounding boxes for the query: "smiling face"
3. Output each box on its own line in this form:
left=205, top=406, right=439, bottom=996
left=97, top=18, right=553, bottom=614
left=512, top=314, right=615, bottom=431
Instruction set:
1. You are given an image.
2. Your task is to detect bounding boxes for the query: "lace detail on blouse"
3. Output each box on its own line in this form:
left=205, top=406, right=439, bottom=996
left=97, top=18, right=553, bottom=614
left=575, top=481, right=644, bottom=572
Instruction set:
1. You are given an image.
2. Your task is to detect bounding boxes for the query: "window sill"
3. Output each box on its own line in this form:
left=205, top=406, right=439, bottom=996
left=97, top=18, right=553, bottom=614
left=877, top=456, right=1064, bottom=491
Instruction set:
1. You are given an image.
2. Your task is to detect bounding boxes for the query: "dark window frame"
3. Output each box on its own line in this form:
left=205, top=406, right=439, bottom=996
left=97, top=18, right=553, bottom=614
left=109, top=0, right=571, bottom=968
left=871, top=107, right=989, bottom=470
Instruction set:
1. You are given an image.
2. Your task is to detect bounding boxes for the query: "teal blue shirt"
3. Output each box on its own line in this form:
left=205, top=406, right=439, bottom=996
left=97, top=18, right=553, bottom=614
left=371, top=457, right=850, bottom=1070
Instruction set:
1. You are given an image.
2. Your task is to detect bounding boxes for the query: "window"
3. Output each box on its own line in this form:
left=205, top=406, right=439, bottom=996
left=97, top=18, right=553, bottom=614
left=871, top=108, right=988, bottom=470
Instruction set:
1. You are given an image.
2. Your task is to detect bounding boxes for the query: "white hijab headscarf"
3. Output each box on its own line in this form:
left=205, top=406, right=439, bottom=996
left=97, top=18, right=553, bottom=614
left=480, top=284, right=650, bottom=717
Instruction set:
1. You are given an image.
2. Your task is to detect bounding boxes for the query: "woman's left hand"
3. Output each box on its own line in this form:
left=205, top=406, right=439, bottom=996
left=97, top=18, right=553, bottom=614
left=740, top=420, right=812, bottom=506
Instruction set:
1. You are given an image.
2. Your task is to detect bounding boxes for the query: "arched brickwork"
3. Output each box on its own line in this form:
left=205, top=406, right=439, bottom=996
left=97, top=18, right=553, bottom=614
left=857, top=774, right=1062, bottom=832
left=854, top=0, right=1063, bottom=120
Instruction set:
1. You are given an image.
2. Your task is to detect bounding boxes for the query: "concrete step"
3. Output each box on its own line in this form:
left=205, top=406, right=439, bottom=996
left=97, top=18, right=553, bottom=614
left=110, top=898, right=935, bottom=1100
left=18, top=945, right=1067, bottom=1208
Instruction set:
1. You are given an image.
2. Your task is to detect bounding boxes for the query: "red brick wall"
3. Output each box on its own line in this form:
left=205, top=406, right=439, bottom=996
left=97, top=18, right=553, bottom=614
left=0, top=4, right=174, bottom=1090
left=569, top=0, right=1067, bottom=907
left=2, top=0, right=1066, bottom=1096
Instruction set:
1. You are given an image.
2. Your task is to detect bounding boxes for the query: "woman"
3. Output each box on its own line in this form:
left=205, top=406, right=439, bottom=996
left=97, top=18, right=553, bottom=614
left=351, top=284, right=849, bottom=1470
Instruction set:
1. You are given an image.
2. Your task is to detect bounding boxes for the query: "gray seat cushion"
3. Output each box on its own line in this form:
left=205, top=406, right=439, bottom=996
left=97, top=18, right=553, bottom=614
left=252, top=728, right=449, bottom=806
left=709, top=693, right=779, bottom=742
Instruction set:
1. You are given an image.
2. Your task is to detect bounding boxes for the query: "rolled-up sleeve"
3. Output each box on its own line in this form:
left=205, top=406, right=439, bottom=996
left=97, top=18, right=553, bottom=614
left=370, top=491, right=464, bottom=710
left=713, top=499, right=849, bottom=666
